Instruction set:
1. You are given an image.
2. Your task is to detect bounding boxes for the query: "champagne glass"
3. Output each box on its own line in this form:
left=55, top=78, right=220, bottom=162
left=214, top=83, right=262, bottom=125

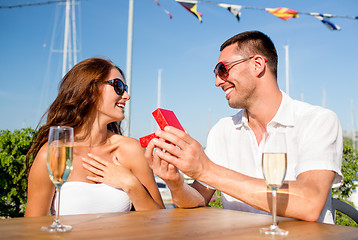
left=41, top=126, right=74, bottom=232
left=260, top=132, right=289, bottom=235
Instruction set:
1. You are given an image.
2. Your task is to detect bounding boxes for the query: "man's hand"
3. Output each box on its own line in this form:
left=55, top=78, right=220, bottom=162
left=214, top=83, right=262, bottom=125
left=145, top=139, right=185, bottom=189
left=145, top=126, right=213, bottom=208
left=146, top=126, right=210, bottom=181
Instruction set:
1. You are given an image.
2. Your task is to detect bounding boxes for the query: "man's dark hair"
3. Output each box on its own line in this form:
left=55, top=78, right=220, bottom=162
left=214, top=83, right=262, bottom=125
left=220, top=31, right=278, bottom=78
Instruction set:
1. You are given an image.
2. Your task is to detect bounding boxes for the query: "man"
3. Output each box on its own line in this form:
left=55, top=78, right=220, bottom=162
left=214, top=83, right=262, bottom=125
left=145, top=31, right=342, bottom=223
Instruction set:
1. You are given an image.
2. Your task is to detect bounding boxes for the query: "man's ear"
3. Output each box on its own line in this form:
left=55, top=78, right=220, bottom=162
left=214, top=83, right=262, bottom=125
left=252, top=55, right=267, bottom=77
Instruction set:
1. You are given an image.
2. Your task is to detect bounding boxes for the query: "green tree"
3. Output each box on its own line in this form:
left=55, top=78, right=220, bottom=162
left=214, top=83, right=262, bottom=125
left=208, top=190, right=223, bottom=208
left=332, top=140, right=358, bottom=227
left=333, top=141, right=358, bottom=199
left=0, top=128, right=34, bottom=218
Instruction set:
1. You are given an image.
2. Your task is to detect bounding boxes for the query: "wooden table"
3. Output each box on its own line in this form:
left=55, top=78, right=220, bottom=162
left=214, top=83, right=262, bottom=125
left=1, top=207, right=357, bottom=239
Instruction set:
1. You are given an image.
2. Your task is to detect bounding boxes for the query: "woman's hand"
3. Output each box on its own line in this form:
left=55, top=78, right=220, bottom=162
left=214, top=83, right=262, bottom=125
left=82, top=153, right=139, bottom=193
left=146, top=126, right=209, bottom=181
left=145, top=137, right=183, bottom=185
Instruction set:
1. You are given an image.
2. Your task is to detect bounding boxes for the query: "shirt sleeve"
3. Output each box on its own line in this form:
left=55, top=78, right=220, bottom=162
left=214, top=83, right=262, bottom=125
left=296, top=108, right=343, bottom=187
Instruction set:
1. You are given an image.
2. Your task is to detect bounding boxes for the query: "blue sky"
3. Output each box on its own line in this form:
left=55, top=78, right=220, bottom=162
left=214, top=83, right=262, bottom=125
left=0, top=0, right=357, bottom=146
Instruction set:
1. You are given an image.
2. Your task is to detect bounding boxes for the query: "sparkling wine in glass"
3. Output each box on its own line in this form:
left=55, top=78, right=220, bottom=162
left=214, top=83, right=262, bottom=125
left=41, top=126, right=74, bottom=232
left=260, top=132, right=289, bottom=235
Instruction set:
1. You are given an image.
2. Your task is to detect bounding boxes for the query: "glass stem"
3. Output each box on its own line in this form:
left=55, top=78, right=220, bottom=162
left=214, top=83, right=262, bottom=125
left=55, top=186, right=61, bottom=225
left=272, top=189, right=278, bottom=228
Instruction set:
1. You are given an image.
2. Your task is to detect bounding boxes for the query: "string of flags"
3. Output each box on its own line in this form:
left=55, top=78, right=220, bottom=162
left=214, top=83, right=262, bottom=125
left=153, top=0, right=173, bottom=19
left=0, top=0, right=66, bottom=8
left=153, top=0, right=358, bottom=31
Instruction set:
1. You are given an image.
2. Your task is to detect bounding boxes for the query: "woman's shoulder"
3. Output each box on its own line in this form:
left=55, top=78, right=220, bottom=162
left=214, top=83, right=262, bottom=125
left=108, top=131, right=142, bottom=152
left=28, top=142, right=49, bottom=176
left=108, top=132, right=146, bottom=169
left=35, top=142, right=49, bottom=162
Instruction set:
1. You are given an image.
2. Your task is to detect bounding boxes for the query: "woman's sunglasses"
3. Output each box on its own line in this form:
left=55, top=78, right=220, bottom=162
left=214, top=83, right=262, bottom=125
left=104, top=78, right=128, bottom=96
left=213, top=56, right=254, bottom=80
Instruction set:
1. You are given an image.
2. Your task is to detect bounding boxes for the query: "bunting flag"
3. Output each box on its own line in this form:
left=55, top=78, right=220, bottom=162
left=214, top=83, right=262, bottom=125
left=266, top=7, right=299, bottom=20
left=218, top=3, right=242, bottom=22
left=169, top=0, right=356, bottom=31
left=153, top=0, right=173, bottom=19
left=312, top=14, right=341, bottom=31
left=176, top=0, right=203, bottom=23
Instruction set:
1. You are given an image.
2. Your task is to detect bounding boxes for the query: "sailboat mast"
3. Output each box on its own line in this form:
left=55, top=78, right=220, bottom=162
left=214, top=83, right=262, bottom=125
left=123, top=0, right=134, bottom=137
left=61, top=0, right=77, bottom=77
left=62, top=0, right=71, bottom=77
left=351, top=99, right=356, bottom=148
left=156, top=69, right=162, bottom=131
left=71, top=0, right=77, bottom=64
left=157, top=69, right=162, bottom=109
left=284, top=45, right=289, bottom=96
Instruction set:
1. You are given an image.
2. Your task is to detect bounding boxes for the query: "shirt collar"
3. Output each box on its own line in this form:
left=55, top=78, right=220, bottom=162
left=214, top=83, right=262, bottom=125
left=269, top=91, right=295, bottom=127
left=232, top=109, right=246, bottom=128
left=233, top=91, right=295, bottom=129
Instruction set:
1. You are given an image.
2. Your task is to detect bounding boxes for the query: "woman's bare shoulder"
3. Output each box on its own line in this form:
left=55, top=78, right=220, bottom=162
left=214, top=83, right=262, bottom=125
left=33, top=142, right=48, bottom=164
left=28, top=142, right=50, bottom=180
left=108, top=132, right=142, bottom=151
left=108, top=132, right=145, bottom=166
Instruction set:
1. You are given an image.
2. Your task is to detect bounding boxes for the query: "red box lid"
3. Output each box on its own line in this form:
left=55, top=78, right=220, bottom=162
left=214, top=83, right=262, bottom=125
left=152, top=108, right=184, bottom=131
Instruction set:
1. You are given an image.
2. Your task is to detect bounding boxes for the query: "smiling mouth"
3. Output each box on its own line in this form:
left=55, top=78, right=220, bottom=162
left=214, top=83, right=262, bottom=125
left=224, top=87, right=234, bottom=96
left=116, top=103, right=125, bottom=110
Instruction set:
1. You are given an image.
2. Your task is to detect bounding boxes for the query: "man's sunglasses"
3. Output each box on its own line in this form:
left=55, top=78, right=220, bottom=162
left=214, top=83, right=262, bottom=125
left=104, top=78, right=128, bottom=96
left=213, top=56, right=254, bottom=80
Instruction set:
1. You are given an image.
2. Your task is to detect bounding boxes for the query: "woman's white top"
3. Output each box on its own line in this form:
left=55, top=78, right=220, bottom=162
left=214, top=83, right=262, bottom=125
left=56, top=182, right=132, bottom=215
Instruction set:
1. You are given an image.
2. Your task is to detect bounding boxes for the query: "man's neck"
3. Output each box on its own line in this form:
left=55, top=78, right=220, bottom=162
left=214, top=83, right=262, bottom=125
left=246, top=89, right=283, bottom=144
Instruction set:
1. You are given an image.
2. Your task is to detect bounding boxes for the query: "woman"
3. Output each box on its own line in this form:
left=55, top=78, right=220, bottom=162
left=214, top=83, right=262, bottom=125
left=25, top=58, right=164, bottom=216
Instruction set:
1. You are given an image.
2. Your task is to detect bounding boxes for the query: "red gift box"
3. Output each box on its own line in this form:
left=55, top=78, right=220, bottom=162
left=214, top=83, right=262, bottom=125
left=139, top=133, right=158, bottom=148
left=139, top=108, right=184, bottom=148
left=152, top=108, right=184, bottom=131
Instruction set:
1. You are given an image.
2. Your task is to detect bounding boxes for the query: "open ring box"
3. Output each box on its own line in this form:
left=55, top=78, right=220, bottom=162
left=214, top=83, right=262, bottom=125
left=139, top=108, right=184, bottom=147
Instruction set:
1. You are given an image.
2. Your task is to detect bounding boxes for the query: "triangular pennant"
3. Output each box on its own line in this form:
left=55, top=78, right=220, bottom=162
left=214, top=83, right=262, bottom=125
left=153, top=0, right=173, bottom=19
left=266, top=7, right=299, bottom=20
left=176, top=0, right=202, bottom=23
left=313, top=14, right=341, bottom=31
left=218, top=3, right=242, bottom=22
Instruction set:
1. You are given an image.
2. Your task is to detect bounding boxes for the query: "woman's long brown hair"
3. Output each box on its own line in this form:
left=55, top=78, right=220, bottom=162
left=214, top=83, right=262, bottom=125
left=26, top=58, right=125, bottom=171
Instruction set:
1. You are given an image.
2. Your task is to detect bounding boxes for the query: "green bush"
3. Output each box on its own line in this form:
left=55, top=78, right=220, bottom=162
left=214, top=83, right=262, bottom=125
left=333, top=141, right=358, bottom=199
left=0, top=128, right=34, bottom=218
left=332, top=140, right=358, bottom=227
left=208, top=190, right=223, bottom=208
